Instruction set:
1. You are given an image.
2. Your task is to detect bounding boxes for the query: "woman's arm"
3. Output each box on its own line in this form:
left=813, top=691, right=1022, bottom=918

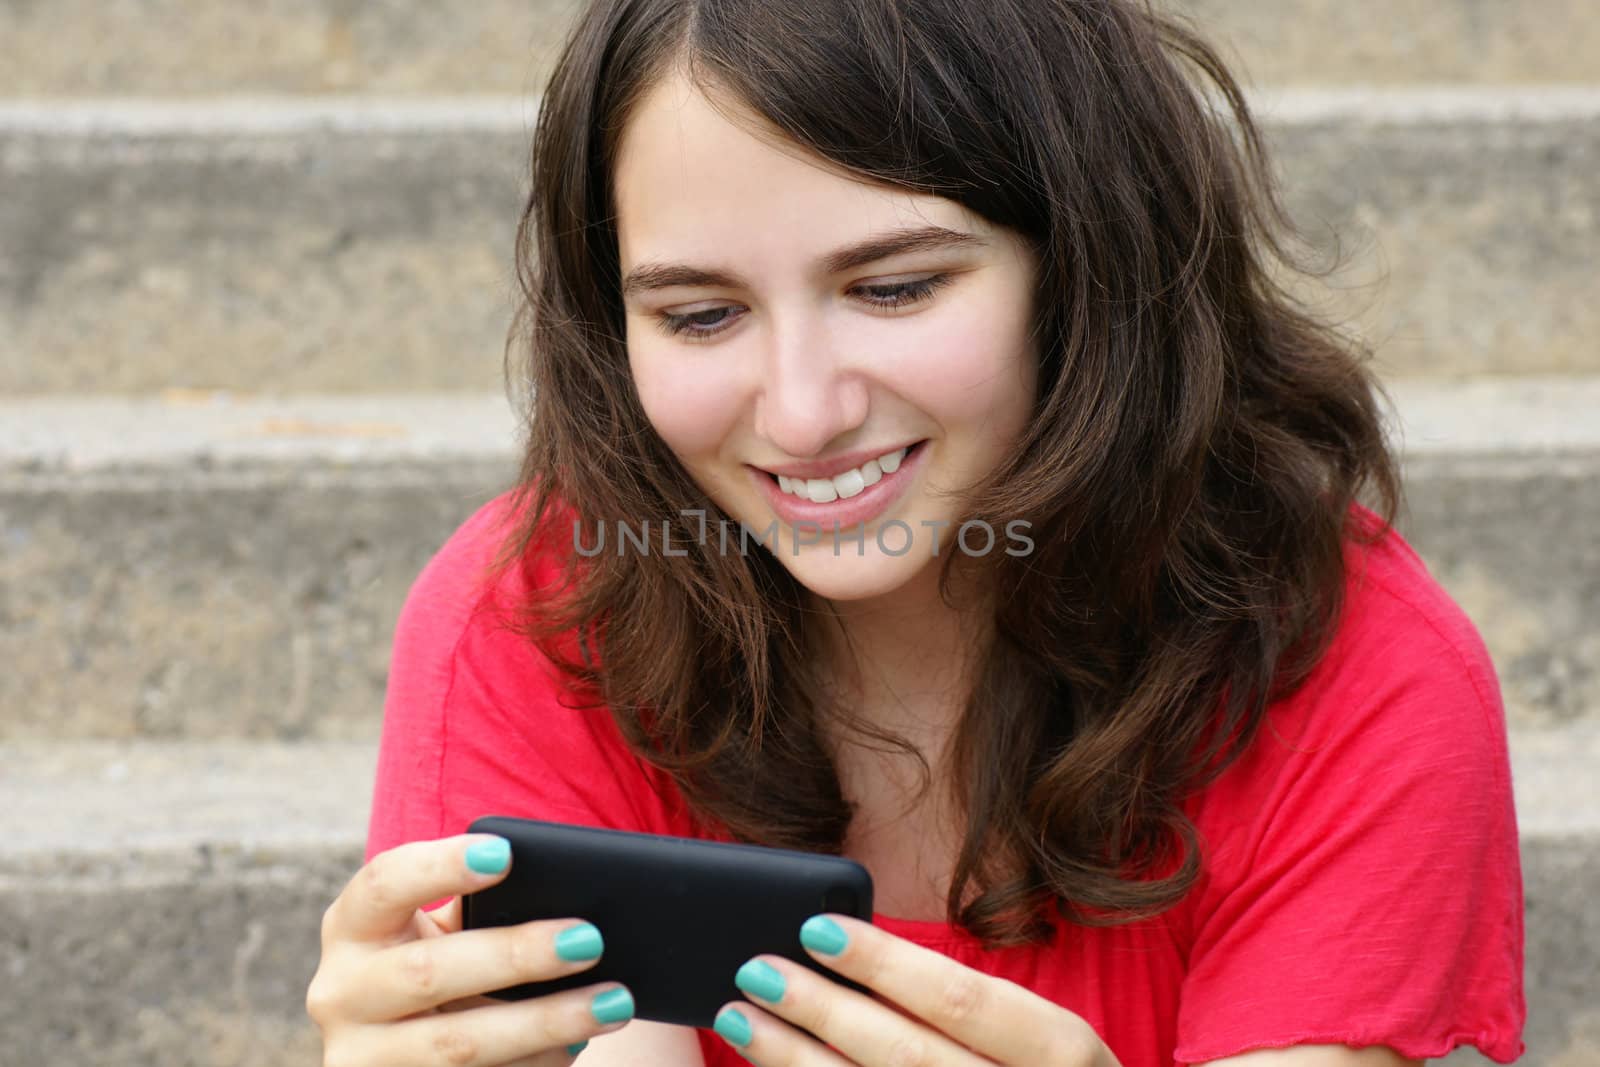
left=578, top=1018, right=706, bottom=1066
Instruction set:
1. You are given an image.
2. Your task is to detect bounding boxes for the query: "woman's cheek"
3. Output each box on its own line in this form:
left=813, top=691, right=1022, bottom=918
left=883, top=315, right=1032, bottom=423
left=629, top=347, right=746, bottom=457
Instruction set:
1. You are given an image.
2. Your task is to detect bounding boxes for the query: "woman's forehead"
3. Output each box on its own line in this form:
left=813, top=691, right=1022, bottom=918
left=613, top=77, right=985, bottom=275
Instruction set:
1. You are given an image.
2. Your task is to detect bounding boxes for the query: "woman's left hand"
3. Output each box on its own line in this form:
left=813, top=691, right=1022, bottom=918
left=712, top=914, right=1122, bottom=1066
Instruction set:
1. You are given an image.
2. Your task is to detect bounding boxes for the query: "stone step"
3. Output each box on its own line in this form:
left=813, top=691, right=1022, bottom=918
left=1, top=89, right=1597, bottom=393
left=0, top=730, right=1592, bottom=1065
left=0, top=740, right=373, bottom=1067
left=0, top=97, right=531, bottom=394
left=2, top=379, right=1597, bottom=742
left=0, top=393, right=518, bottom=742
left=1166, top=0, right=1600, bottom=86
left=1, top=0, right=1594, bottom=96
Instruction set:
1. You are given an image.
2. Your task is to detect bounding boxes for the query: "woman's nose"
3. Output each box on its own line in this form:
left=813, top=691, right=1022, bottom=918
left=751, top=320, right=870, bottom=457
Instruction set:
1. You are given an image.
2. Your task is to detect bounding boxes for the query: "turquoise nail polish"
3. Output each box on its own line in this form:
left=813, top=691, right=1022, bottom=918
left=555, top=922, right=604, bottom=961
left=465, top=838, right=510, bottom=874
left=714, top=1007, right=753, bottom=1047
left=566, top=1040, right=589, bottom=1056
left=590, top=987, right=635, bottom=1025
left=734, top=958, right=786, bottom=1003
left=800, top=915, right=848, bottom=955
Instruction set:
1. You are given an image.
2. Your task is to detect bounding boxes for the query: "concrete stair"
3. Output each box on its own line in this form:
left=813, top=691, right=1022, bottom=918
left=0, top=394, right=516, bottom=741
left=3, top=0, right=1595, bottom=1064
left=3, top=89, right=1597, bottom=392
left=2, top=383, right=1597, bottom=742
left=3, top=0, right=1596, bottom=94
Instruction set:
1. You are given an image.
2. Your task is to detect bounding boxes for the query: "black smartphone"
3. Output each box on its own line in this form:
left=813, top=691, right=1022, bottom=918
left=461, top=815, right=875, bottom=1027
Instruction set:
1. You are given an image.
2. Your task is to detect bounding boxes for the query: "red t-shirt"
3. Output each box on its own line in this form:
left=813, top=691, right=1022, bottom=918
left=365, top=491, right=1526, bottom=1066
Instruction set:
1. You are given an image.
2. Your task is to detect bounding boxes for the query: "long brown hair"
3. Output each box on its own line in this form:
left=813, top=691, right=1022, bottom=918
left=490, top=0, right=1402, bottom=948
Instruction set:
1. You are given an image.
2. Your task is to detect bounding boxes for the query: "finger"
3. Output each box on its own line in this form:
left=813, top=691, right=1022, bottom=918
left=710, top=1001, right=854, bottom=1067
left=728, top=955, right=980, bottom=1066
left=420, top=894, right=463, bottom=936
left=797, top=914, right=1095, bottom=1063
left=342, top=917, right=611, bottom=1022
left=330, top=982, right=632, bottom=1067
left=403, top=897, right=461, bottom=948
left=413, top=903, right=510, bottom=1016
left=328, top=835, right=514, bottom=947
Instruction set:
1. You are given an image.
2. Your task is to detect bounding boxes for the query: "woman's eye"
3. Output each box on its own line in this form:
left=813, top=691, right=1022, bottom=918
left=652, top=273, right=954, bottom=342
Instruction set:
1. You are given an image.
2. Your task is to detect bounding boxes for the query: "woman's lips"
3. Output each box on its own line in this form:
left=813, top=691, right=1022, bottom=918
left=749, top=440, right=927, bottom=535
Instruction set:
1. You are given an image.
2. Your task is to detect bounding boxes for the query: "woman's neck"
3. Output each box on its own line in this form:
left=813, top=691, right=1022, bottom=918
left=812, top=558, right=992, bottom=753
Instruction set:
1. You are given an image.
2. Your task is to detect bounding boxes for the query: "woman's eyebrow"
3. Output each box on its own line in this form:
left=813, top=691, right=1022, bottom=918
left=620, top=225, right=989, bottom=297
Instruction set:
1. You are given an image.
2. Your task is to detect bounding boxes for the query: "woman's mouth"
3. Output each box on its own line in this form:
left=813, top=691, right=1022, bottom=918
left=749, top=440, right=929, bottom=530
left=765, top=442, right=919, bottom=503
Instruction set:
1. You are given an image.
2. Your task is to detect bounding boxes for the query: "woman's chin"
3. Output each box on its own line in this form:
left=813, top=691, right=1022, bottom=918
left=776, top=548, right=933, bottom=603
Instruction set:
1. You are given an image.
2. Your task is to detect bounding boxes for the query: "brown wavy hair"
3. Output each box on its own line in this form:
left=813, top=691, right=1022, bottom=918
left=489, top=0, right=1402, bottom=949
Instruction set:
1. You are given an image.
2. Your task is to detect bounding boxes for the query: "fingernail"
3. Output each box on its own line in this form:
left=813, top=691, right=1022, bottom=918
left=465, top=837, right=510, bottom=874
left=590, top=987, right=634, bottom=1025
left=734, top=958, right=786, bottom=1003
left=555, top=922, right=604, bottom=961
left=566, top=1040, right=589, bottom=1055
left=714, top=1007, right=753, bottom=1047
left=800, top=914, right=848, bottom=955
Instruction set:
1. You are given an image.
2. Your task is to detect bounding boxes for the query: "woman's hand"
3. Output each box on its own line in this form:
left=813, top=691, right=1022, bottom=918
left=305, top=834, right=637, bottom=1066
left=711, top=914, right=1120, bottom=1066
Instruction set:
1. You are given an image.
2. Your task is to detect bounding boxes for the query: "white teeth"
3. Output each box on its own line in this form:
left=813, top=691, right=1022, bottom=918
left=771, top=445, right=913, bottom=503
left=805, top=478, right=838, bottom=503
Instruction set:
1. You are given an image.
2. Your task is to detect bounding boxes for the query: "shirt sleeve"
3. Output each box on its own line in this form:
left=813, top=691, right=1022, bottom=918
left=1172, top=566, right=1527, bottom=1064
left=364, top=493, right=697, bottom=912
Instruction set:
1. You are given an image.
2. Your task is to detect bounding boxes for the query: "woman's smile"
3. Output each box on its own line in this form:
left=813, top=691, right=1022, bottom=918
left=749, top=439, right=929, bottom=533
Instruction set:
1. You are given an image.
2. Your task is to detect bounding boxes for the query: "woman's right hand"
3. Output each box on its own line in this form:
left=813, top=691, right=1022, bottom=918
left=306, top=834, right=635, bottom=1066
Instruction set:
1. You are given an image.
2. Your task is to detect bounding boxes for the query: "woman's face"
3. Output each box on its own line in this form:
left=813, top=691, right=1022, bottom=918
left=614, top=73, right=1040, bottom=604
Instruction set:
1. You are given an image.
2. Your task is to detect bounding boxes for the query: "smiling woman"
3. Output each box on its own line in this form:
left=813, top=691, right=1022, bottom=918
left=614, top=83, right=1040, bottom=605
left=311, top=0, right=1527, bottom=1065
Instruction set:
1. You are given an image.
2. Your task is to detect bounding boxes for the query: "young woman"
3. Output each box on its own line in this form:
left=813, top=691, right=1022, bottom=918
left=307, top=1, right=1526, bottom=1064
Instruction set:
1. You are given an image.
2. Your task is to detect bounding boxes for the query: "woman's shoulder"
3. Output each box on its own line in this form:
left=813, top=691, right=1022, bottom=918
left=1324, top=501, right=1500, bottom=712
left=1284, top=499, right=1504, bottom=754
left=1185, top=500, right=1510, bottom=828
left=388, top=485, right=593, bottom=702
left=1171, top=503, right=1526, bottom=1065
left=374, top=486, right=703, bottom=856
left=405, top=486, right=576, bottom=617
